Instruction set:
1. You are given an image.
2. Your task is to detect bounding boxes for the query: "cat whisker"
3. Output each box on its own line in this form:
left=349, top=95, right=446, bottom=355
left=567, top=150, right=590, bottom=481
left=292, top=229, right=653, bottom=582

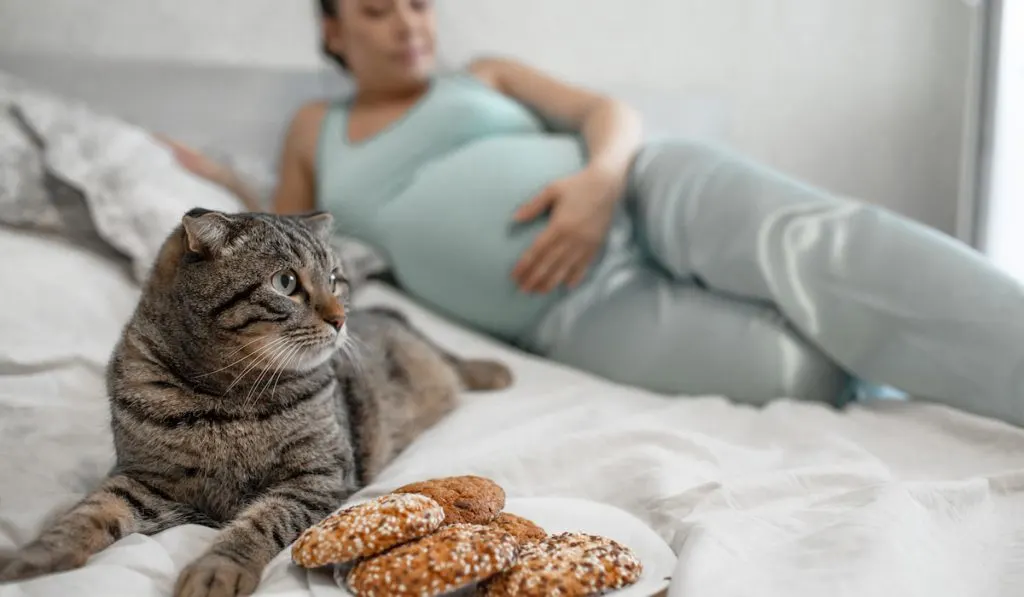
left=250, top=342, right=304, bottom=411
left=352, top=333, right=368, bottom=352
left=196, top=334, right=277, bottom=378
left=339, top=335, right=368, bottom=378
left=202, top=336, right=287, bottom=384
left=219, top=333, right=275, bottom=359
left=241, top=341, right=297, bottom=410
left=269, top=345, right=304, bottom=402
left=254, top=341, right=301, bottom=400
left=256, top=343, right=302, bottom=407
left=289, top=333, right=332, bottom=347
left=239, top=353, right=284, bottom=412
left=224, top=337, right=292, bottom=395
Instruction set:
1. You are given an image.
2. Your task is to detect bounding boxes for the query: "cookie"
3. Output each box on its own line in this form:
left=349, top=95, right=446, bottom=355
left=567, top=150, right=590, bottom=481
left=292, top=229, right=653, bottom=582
left=490, top=513, right=546, bottom=545
left=291, top=493, right=445, bottom=568
left=479, top=532, right=643, bottom=597
left=393, top=475, right=505, bottom=525
left=346, top=523, right=518, bottom=597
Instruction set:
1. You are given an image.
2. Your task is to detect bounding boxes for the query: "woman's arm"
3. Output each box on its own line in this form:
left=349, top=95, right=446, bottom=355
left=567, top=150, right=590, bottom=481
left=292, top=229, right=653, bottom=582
left=469, top=57, right=643, bottom=200
left=270, top=103, right=325, bottom=215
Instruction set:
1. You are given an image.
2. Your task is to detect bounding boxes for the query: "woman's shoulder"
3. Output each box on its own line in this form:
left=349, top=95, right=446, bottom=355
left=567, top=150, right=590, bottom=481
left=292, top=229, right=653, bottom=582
left=463, top=56, right=542, bottom=92
left=462, top=56, right=514, bottom=91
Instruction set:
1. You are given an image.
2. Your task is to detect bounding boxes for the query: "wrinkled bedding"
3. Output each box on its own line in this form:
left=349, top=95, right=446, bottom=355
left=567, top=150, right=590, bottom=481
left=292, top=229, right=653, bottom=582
left=2, top=225, right=1024, bottom=597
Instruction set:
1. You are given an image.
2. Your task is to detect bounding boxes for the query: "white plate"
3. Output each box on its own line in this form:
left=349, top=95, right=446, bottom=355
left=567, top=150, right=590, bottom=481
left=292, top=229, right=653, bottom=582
left=306, top=496, right=676, bottom=596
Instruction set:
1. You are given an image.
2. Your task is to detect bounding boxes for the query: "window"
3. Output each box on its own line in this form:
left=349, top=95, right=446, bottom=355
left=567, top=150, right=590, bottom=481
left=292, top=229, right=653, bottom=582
left=977, top=0, right=1024, bottom=281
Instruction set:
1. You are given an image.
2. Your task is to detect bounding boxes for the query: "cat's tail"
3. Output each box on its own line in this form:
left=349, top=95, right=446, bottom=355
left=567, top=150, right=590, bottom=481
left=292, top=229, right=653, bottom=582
left=451, top=358, right=513, bottom=392
left=363, top=306, right=513, bottom=392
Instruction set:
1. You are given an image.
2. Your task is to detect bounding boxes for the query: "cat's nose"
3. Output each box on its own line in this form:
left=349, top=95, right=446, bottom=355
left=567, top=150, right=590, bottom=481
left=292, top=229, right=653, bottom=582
left=324, top=314, right=346, bottom=331
left=319, top=300, right=346, bottom=331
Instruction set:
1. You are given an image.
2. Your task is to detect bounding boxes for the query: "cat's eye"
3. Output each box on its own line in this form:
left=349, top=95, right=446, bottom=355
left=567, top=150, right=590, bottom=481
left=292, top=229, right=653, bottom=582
left=329, top=271, right=349, bottom=296
left=271, top=270, right=299, bottom=295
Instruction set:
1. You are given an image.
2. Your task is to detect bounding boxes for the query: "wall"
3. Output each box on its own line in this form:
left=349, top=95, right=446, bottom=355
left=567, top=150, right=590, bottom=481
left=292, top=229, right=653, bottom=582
left=436, top=0, right=980, bottom=235
left=0, top=0, right=323, bottom=68
left=0, top=0, right=980, bottom=234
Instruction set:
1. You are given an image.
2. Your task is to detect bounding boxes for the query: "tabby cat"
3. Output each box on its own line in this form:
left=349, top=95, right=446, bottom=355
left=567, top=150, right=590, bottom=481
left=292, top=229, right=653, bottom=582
left=0, top=209, right=511, bottom=597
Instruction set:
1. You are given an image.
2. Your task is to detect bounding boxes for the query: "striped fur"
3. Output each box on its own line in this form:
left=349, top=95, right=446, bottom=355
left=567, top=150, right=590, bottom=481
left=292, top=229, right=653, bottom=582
left=0, top=209, right=512, bottom=597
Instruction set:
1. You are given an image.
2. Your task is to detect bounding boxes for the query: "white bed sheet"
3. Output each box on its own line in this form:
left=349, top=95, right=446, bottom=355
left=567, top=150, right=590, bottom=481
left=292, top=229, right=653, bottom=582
left=2, top=226, right=1024, bottom=597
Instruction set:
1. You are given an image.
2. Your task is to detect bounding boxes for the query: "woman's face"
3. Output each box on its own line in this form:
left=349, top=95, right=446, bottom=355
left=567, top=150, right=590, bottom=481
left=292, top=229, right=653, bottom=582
left=325, top=0, right=437, bottom=90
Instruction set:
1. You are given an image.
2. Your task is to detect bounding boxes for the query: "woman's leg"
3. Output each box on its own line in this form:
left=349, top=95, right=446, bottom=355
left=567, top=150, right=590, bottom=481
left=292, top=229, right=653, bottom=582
left=544, top=266, right=851, bottom=405
left=626, top=139, right=1024, bottom=425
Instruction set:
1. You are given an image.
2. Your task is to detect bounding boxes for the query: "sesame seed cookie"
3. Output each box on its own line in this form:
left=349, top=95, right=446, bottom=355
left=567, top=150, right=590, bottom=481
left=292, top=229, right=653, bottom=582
left=393, top=475, right=505, bottom=525
left=479, top=532, right=643, bottom=597
left=346, top=523, right=519, bottom=597
left=489, top=513, right=547, bottom=545
left=291, top=493, right=445, bottom=568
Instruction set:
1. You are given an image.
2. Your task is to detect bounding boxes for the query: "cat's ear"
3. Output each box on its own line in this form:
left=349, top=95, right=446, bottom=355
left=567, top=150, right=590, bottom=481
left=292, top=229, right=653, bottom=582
left=181, top=208, right=233, bottom=256
left=299, top=211, right=335, bottom=242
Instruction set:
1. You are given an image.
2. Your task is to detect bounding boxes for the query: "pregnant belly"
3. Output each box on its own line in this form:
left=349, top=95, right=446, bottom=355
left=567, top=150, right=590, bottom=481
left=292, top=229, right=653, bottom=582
left=379, top=134, right=588, bottom=340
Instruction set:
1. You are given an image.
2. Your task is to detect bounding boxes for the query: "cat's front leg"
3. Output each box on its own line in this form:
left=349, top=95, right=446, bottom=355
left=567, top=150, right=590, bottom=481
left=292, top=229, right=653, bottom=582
left=0, top=473, right=189, bottom=583
left=174, top=472, right=347, bottom=597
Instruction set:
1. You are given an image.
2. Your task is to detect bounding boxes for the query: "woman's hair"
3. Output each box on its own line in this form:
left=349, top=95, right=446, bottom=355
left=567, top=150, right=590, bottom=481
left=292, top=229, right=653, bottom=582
left=318, top=0, right=348, bottom=70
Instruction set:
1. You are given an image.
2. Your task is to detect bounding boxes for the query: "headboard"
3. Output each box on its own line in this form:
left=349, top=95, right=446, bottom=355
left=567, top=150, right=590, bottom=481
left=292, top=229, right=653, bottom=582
left=0, top=51, right=728, bottom=168
left=0, top=52, right=351, bottom=164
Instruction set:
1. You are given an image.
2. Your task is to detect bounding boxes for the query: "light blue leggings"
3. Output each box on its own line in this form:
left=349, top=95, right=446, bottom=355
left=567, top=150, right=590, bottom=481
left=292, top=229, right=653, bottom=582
left=532, top=140, right=1024, bottom=426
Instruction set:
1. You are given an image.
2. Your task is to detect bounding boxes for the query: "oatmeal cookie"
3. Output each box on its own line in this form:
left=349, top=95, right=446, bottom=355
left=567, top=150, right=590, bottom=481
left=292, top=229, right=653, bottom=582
left=346, top=523, right=518, bottom=597
left=480, top=532, right=643, bottom=596
left=291, top=493, right=445, bottom=568
left=489, top=512, right=546, bottom=545
left=393, top=475, right=505, bottom=525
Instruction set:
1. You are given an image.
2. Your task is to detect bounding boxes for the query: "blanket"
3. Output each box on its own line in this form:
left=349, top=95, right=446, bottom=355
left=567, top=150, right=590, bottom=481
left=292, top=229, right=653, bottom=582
left=2, top=242, right=1024, bottom=596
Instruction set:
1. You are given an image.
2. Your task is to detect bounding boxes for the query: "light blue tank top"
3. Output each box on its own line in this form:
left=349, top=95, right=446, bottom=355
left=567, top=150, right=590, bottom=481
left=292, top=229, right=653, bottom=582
left=316, top=72, right=636, bottom=344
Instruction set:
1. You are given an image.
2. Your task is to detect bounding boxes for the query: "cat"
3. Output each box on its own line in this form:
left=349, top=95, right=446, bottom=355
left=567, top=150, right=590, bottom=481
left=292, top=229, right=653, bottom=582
left=0, top=208, right=512, bottom=597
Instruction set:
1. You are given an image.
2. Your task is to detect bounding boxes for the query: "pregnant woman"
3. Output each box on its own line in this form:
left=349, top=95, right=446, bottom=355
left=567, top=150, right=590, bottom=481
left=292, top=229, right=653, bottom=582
left=170, top=0, right=1024, bottom=425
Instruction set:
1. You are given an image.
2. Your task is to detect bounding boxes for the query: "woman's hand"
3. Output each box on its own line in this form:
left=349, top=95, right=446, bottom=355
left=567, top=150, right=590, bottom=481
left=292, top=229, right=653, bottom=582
left=469, top=60, right=641, bottom=293
left=511, top=166, right=623, bottom=294
left=155, top=135, right=267, bottom=213
left=154, top=135, right=230, bottom=186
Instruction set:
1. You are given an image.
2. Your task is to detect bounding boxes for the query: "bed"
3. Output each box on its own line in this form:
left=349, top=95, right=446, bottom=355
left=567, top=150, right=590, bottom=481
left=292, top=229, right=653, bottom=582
left=1, top=55, right=1024, bottom=597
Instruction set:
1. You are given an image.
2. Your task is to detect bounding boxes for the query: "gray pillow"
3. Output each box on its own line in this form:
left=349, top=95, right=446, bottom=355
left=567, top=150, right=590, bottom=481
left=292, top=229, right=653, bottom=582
left=0, top=104, right=127, bottom=263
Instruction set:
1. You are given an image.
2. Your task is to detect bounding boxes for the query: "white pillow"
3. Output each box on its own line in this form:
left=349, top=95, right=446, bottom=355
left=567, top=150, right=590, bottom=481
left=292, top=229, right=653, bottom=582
left=0, top=227, right=140, bottom=370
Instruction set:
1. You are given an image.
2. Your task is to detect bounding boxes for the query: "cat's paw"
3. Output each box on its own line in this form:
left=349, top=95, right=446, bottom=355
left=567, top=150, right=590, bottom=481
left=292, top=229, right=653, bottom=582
left=174, top=554, right=259, bottom=597
left=0, top=547, right=87, bottom=583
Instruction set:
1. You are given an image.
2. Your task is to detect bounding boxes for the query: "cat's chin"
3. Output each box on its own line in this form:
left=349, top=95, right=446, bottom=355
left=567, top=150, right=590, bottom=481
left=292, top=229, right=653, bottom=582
left=291, top=347, right=335, bottom=372
left=333, top=324, right=349, bottom=348
left=290, top=326, right=348, bottom=372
